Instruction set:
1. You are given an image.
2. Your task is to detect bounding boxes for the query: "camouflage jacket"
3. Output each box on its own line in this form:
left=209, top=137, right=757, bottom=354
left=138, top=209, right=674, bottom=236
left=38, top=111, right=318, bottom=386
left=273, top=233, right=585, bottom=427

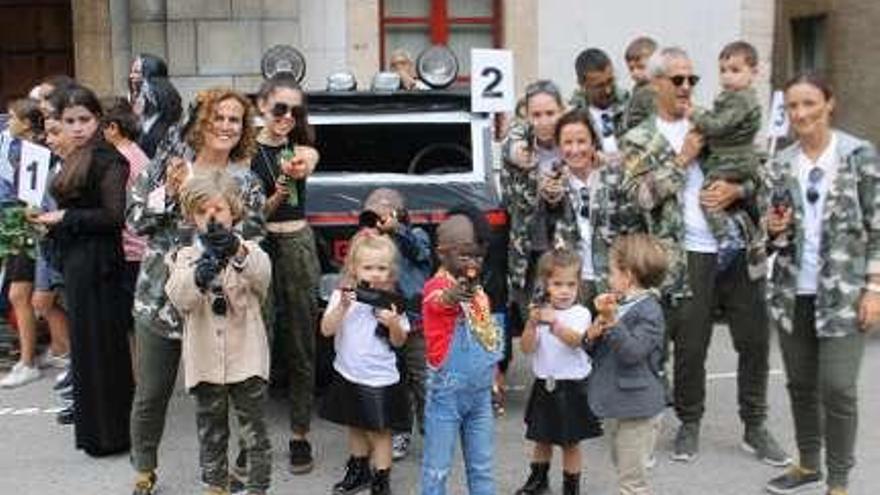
left=762, top=131, right=880, bottom=337
left=569, top=86, right=630, bottom=140
left=692, top=88, right=761, bottom=150
left=622, top=82, right=656, bottom=133
left=501, top=119, right=561, bottom=291
left=558, top=164, right=647, bottom=293
left=128, top=153, right=266, bottom=339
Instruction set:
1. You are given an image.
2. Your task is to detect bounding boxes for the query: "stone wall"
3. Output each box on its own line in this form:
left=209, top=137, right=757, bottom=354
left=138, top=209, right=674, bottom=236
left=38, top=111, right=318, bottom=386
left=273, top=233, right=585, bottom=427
left=128, top=0, right=347, bottom=102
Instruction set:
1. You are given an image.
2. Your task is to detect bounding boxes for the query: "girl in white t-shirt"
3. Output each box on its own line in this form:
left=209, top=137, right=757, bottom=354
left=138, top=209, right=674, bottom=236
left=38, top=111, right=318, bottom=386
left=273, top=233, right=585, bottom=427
left=320, top=231, right=410, bottom=495
left=516, top=248, right=602, bottom=495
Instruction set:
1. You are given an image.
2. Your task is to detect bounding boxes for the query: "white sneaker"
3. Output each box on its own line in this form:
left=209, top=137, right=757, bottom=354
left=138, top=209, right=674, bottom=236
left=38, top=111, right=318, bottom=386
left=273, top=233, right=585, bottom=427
left=0, top=361, right=41, bottom=388
left=36, top=350, right=69, bottom=369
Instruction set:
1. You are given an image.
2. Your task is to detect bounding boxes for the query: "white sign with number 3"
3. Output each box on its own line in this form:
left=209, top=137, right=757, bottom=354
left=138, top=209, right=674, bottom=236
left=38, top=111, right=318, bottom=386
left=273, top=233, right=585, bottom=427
left=471, top=49, right=515, bottom=113
left=17, top=141, right=51, bottom=207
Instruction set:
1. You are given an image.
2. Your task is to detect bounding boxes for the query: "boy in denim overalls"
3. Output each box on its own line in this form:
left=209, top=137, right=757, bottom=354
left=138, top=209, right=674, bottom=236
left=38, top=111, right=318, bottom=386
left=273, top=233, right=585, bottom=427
left=421, top=207, right=503, bottom=495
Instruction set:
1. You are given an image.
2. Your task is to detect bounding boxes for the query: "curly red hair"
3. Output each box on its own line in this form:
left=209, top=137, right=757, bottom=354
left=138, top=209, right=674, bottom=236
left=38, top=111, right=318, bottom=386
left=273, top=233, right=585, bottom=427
left=186, top=88, right=257, bottom=163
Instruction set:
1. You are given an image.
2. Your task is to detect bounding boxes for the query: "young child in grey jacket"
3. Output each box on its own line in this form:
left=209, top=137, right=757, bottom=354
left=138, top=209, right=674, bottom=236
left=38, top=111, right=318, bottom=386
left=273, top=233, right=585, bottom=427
left=585, top=234, right=668, bottom=495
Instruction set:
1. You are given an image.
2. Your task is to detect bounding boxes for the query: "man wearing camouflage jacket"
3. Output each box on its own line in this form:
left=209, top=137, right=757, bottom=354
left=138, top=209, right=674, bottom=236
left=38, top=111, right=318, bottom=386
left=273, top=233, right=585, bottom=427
left=619, top=47, right=788, bottom=466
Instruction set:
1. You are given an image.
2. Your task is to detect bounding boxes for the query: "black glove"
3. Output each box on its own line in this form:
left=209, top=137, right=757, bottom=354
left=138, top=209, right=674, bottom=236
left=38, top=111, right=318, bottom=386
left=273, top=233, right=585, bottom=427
left=200, top=218, right=240, bottom=261
left=194, top=253, right=222, bottom=291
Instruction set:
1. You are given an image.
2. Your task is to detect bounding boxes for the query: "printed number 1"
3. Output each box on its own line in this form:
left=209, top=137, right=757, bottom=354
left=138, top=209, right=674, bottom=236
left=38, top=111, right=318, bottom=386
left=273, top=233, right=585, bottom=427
left=481, top=67, right=503, bottom=98
left=25, top=160, right=38, bottom=190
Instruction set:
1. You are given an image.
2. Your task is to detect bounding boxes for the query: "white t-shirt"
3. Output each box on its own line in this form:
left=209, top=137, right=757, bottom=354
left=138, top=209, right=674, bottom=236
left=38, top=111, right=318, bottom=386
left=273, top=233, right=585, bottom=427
left=569, top=173, right=596, bottom=280
left=531, top=304, right=592, bottom=380
left=326, top=289, right=411, bottom=387
left=796, top=133, right=839, bottom=295
left=590, top=105, right=619, bottom=153
left=655, top=116, right=718, bottom=253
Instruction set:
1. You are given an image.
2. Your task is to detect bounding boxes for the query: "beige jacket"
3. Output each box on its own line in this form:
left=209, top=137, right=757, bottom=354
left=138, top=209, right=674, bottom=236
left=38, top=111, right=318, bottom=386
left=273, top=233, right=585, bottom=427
left=165, top=240, right=272, bottom=389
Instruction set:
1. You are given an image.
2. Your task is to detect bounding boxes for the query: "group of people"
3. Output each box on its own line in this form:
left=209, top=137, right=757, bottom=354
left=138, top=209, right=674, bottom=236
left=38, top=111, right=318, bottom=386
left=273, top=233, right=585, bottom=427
left=0, top=33, right=875, bottom=495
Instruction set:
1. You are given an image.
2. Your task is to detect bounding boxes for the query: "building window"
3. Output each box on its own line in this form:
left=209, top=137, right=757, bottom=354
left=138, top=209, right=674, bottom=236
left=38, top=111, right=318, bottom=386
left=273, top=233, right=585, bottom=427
left=791, top=15, right=827, bottom=74
left=379, top=0, right=502, bottom=80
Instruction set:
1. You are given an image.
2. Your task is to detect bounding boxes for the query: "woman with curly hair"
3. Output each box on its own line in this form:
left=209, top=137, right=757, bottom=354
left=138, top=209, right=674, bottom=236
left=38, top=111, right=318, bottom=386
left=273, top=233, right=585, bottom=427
left=126, top=88, right=265, bottom=495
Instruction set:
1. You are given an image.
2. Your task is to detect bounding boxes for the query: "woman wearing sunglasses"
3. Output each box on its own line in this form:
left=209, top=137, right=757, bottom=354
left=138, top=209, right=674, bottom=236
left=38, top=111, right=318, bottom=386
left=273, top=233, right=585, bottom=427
left=763, top=73, right=880, bottom=495
left=250, top=74, right=321, bottom=475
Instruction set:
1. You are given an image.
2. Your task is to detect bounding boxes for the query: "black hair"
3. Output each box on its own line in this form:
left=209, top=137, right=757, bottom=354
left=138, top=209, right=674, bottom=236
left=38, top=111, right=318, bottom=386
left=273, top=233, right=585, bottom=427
left=575, top=48, right=612, bottom=85
left=257, top=74, right=315, bottom=146
left=719, top=40, right=759, bottom=68
left=137, top=53, right=169, bottom=79
left=139, top=77, right=183, bottom=158
left=446, top=202, right=491, bottom=248
left=56, top=84, right=103, bottom=119
left=784, top=72, right=834, bottom=101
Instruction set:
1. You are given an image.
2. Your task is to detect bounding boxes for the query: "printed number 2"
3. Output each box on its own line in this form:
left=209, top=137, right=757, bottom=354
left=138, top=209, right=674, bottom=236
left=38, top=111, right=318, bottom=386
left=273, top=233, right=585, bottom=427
left=25, top=160, right=38, bottom=190
left=481, top=67, right=503, bottom=98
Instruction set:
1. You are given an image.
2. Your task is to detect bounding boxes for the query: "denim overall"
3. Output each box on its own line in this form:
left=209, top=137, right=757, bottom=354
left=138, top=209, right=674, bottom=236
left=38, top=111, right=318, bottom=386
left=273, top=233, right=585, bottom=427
left=421, top=316, right=503, bottom=495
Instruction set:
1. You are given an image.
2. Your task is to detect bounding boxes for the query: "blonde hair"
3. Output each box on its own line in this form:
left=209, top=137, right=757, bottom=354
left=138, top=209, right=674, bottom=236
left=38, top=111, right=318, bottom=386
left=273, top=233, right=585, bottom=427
left=187, top=88, right=257, bottom=163
left=343, top=231, right=399, bottom=284
left=610, top=234, right=668, bottom=289
left=179, top=169, right=245, bottom=222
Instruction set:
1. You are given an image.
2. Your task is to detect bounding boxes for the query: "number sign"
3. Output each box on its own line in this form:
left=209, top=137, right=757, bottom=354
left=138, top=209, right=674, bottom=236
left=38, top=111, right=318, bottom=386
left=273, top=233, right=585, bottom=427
left=17, top=141, right=51, bottom=207
left=471, top=49, right=515, bottom=113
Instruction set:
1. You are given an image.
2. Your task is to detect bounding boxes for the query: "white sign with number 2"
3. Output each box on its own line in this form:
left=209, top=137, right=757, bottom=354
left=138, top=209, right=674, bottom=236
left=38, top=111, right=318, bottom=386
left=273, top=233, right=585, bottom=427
left=471, top=49, right=515, bottom=113
left=17, top=141, right=51, bottom=207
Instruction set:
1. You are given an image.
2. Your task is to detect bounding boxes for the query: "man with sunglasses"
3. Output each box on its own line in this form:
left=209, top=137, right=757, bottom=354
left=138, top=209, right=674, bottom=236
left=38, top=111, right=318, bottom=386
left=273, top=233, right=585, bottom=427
left=570, top=48, right=630, bottom=159
left=619, top=47, right=789, bottom=467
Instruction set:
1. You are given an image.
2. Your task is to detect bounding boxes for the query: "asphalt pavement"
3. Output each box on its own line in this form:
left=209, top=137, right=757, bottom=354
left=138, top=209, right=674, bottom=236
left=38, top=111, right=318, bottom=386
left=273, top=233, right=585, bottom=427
left=0, top=328, right=877, bottom=495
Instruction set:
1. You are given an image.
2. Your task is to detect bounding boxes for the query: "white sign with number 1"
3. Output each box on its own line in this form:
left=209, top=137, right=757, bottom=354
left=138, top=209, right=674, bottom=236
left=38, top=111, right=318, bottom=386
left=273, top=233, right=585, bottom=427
left=17, top=141, right=51, bottom=208
left=471, top=49, right=515, bottom=113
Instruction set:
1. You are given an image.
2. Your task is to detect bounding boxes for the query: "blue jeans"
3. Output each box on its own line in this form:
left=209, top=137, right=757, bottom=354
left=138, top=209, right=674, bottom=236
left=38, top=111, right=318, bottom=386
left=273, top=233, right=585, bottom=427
left=421, top=320, right=501, bottom=495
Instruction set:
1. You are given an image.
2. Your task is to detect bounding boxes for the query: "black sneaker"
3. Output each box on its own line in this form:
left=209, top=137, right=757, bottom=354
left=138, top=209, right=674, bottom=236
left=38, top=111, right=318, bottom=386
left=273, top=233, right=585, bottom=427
left=765, top=465, right=822, bottom=494
left=333, top=456, right=372, bottom=495
left=671, top=421, right=699, bottom=463
left=742, top=424, right=792, bottom=467
left=370, top=468, right=391, bottom=495
left=289, top=439, right=314, bottom=474
left=391, top=433, right=410, bottom=461
left=56, top=406, right=74, bottom=425
left=131, top=471, right=157, bottom=495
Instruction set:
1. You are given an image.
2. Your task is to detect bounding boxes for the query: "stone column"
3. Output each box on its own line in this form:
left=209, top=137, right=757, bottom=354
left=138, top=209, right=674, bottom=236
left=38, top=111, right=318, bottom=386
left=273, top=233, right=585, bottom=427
left=503, top=0, right=538, bottom=97
left=71, top=0, right=114, bottom=94
left=109, top=0, right=132, bottom=95
left=346, top=0, right=379, bottom=89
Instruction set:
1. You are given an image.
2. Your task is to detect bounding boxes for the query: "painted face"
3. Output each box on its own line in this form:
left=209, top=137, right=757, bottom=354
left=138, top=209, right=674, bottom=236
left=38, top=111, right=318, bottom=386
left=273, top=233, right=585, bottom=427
left=785, top=82, right=834, bottom=141
left=527, top=92, right=563, bottom=143
left=60, top=105, right=99, bottom=148
left=627, top=56, right=650, bottom=85
left=354, top=246, right=394, bottom=287
left=205, top=97, right=245, bottom=156
left=719, top=55, right=756, bottom=92
left=546, top=266, right=580, bottom=309
left=653, top=56, right=696, bottom=119
left=260, top=87, right=302, bottom=140
left=582, top=65, right=615, bottom=109
left=192, top=195, right=235, bottom=232
left=559, top=122, right=596, bottom=173
left=129, top=58, right=143, bottom=92
left=7, top=111, right=28, bottom=139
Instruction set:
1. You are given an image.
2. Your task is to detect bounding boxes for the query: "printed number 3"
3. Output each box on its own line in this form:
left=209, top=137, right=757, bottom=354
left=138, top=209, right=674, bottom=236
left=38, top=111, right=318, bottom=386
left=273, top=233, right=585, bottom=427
left=481, top=67, right=503, bottom=98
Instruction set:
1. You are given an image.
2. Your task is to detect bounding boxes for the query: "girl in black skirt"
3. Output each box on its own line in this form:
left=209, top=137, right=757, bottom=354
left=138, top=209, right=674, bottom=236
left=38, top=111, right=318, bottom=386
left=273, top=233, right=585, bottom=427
left=516, top=248, right=601, bottom=495
left=320, top=232, right=411, bottom=495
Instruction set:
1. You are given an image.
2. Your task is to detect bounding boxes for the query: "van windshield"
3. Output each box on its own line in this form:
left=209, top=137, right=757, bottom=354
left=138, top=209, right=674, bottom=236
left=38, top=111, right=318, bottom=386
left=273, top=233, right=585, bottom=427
left=312, top=121, right=472, bottom=175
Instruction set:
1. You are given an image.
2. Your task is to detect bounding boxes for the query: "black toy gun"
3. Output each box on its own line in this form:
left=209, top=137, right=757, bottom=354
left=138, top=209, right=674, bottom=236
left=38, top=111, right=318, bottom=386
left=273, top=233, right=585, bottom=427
left=770, top=183, right=793, bottom=216
left=344, top=282, right=406, bottom=340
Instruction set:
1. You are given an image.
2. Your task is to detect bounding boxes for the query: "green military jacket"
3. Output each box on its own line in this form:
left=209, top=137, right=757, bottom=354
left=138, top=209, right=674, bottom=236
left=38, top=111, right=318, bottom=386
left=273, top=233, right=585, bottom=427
left=762, top=131, right=880, bottom=337
left=692, top=88, right=761, bottom=150
left=622, top=82, right=656, bottom=133
left=128, top=149, right=266, bottom=339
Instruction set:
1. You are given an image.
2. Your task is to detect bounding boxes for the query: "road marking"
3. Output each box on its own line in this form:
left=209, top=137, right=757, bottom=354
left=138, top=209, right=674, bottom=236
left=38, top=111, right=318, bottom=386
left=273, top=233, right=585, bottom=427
left=707, top=369, right=784, bottom=381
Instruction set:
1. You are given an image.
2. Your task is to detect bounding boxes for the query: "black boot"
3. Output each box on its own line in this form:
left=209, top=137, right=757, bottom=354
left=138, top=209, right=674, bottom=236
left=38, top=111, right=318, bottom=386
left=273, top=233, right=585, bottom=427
left=333, top=456, right=372, bottom=495
left=370, top=468, right=391, bottom=495
left=562, top=471, right=581, bottom=495
left=514, top=462, right=550, bottom=495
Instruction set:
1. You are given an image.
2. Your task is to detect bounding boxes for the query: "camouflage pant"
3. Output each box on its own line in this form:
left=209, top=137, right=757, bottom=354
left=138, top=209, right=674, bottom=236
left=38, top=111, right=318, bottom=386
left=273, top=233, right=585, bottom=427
left=193, top=377, right=271, bottom=494
left=263, top=228, right=320, bottom=433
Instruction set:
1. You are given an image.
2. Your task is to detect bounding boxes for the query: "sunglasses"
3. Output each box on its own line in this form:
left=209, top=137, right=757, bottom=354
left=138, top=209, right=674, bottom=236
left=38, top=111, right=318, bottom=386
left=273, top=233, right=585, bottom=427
left=270, top=102, right=302, bottom=119
left=579, top=187, right=590, bottom=218
left=806, top=167, right=824, bottom=204
left=666, top=74, right=700, bottom=87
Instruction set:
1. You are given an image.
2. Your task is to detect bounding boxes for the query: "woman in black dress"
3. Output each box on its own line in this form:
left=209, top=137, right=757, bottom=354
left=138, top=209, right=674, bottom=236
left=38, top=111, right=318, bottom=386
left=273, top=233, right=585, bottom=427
left=32, top=85, right=134, bottom=457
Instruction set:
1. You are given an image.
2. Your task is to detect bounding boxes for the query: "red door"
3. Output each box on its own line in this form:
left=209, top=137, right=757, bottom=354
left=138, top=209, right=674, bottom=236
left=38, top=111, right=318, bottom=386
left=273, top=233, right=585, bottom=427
left=0, top=0, right=73, bottom=109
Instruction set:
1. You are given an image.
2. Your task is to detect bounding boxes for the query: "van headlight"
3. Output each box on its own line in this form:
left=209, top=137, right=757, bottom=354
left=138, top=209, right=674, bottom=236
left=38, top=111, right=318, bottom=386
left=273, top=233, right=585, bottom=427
left=416, top=45, right=458, bottom=89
